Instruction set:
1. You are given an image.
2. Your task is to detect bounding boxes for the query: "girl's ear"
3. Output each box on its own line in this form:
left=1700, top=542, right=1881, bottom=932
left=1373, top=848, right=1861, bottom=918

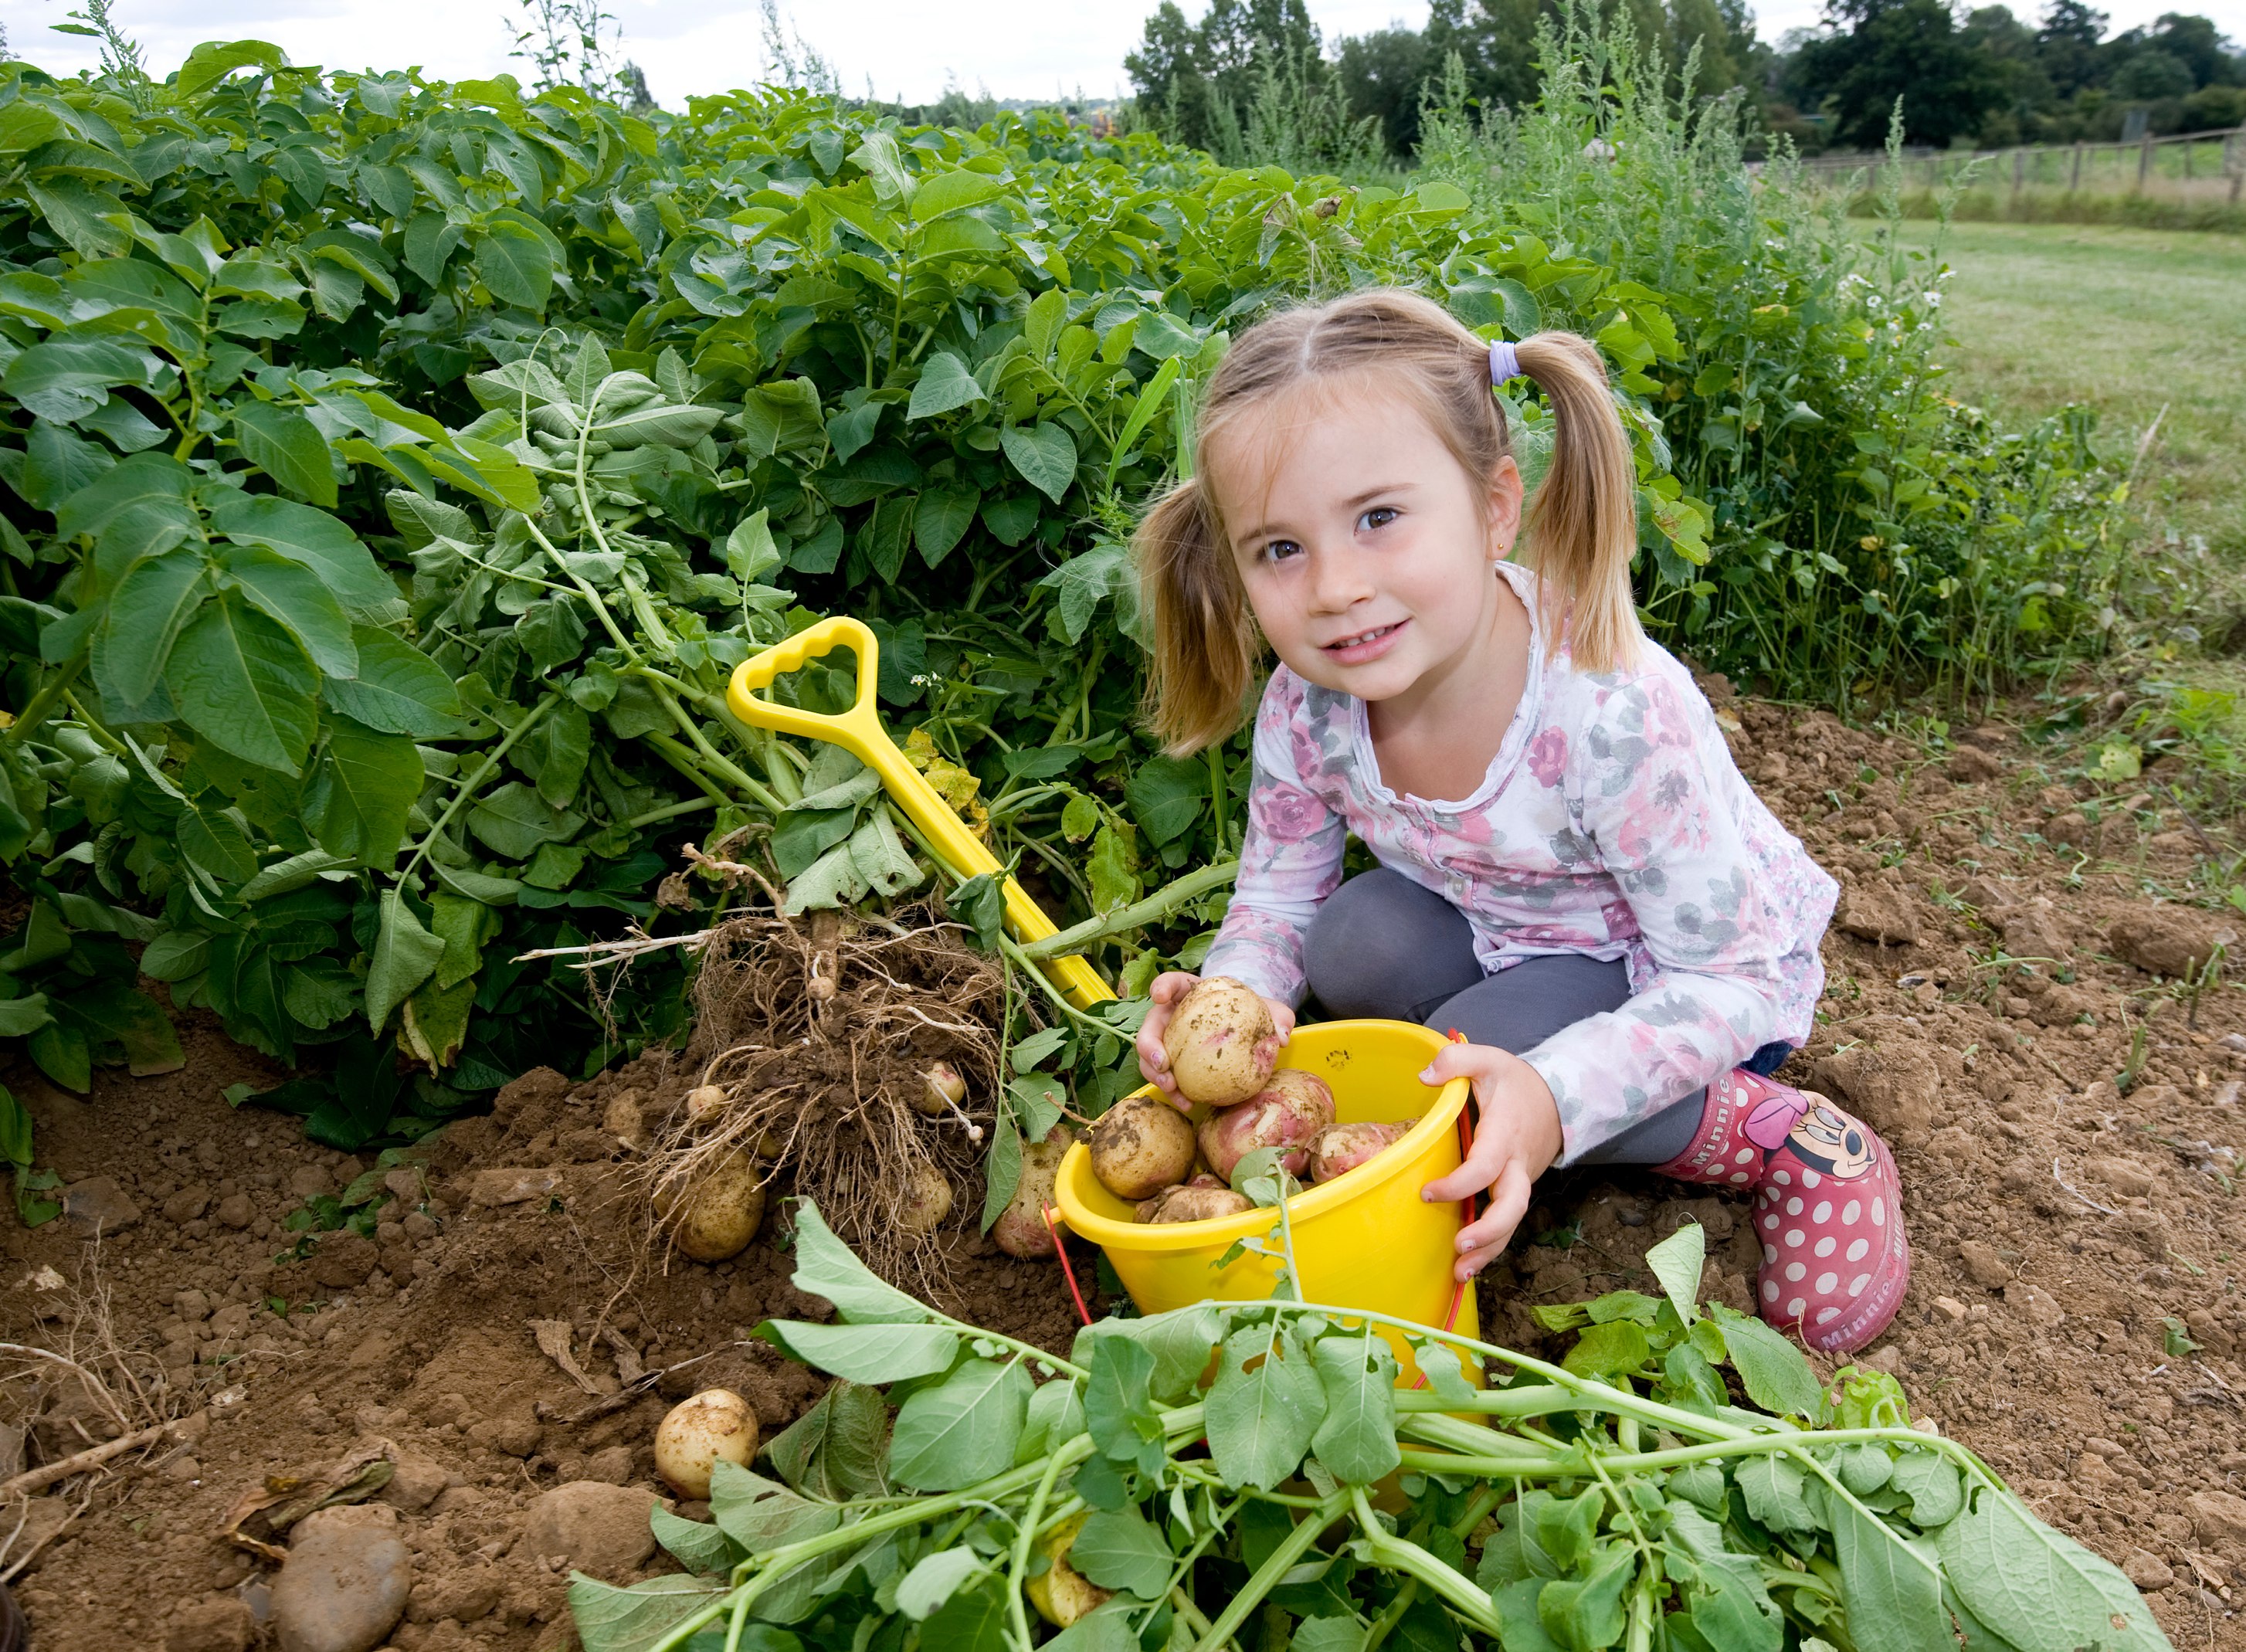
left=1484, top=454, right=1525, bottom=560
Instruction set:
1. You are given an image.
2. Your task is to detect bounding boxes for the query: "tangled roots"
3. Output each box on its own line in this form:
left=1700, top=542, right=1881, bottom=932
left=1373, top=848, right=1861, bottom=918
left=643, top=905, right=1009, bottom=1294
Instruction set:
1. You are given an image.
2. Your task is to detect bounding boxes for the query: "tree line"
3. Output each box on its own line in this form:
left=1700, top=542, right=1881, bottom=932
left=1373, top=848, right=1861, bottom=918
left=1124, top=0, right=2245, bottom=160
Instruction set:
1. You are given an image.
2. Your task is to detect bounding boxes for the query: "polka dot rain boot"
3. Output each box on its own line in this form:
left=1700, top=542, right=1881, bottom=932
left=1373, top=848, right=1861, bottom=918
left=1650, top=1068, right=1910, bottom=1353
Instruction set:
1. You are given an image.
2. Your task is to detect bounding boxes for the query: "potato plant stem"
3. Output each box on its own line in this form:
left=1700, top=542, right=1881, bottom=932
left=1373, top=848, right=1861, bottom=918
left=1004, top=1443, right=1069, bottom=1651
left=2, top=655, right=83, bottom=745
left=1016, top=860, right=1241, bottom=960
left=1189, top=1490, right=1347, bottom=1652
left=1349, top=1486, right=1503, bottom=1637
left=1396, top=1420, right=1997, bottom=1480
left=399, top=693, right=559, bottom=885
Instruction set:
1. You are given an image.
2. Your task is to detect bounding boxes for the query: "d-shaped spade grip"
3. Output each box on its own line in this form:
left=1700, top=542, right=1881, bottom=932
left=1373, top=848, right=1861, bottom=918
left=727, top=616, right=1112, bottom=1009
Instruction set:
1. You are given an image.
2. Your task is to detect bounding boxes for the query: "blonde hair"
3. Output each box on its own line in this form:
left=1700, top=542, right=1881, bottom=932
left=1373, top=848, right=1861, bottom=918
left=1134, top=287, right=1641, bottom=755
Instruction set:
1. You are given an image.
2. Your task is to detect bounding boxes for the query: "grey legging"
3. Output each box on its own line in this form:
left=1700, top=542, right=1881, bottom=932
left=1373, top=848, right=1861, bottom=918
left=1301, top=869, right=1789, bottom=1166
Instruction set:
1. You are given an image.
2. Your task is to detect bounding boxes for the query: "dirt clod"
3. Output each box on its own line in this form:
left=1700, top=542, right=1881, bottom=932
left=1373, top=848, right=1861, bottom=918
left=521, top=1481, right=666, bottom=1576
left=2109, top=908, right=2237, bottom=979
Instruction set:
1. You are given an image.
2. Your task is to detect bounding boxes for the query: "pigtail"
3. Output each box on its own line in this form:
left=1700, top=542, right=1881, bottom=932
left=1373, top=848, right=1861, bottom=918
left=1512, top=332, right=1643, bottom=675
left=1133, top=477, right=1260, bottom=755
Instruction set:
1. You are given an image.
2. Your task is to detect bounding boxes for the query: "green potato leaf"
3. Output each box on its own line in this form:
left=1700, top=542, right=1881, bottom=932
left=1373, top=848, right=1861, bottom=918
left=1308, top=1327, right=1400, bottom=1484
left=165, top=595, right=318, bottom=775
left=1206, top=1321, right=1324, bottom=1491
left=230, top=401, right=338, bottom=507
left=887, top=1356, right=1032, bottom=1491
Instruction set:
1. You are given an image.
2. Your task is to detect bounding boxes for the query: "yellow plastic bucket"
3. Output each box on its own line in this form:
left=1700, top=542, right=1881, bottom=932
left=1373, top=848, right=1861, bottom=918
left=1054, top=1019, right=1478, bottom=1387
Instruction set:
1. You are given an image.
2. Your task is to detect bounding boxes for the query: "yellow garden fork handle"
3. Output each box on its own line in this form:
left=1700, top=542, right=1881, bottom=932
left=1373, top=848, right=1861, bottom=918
left=726, top=616, right=1114, bottom=1009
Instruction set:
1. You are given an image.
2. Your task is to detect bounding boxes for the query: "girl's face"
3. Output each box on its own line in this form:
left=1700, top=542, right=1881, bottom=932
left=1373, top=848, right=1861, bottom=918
left=1209, top=381, right=1524, bottom=708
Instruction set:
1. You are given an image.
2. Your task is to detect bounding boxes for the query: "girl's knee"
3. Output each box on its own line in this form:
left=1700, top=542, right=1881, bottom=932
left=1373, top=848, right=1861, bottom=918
left=1303, top=870, right=1476, bottom=1019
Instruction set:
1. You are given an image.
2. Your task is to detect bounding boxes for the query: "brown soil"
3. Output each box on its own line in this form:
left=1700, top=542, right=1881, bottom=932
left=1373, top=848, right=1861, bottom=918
left=7, top=694, right=2246, bottom=1648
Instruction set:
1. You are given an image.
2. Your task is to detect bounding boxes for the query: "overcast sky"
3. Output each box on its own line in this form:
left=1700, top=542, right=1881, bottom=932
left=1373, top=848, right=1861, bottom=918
left=12, top=0, right=2243, bottom=107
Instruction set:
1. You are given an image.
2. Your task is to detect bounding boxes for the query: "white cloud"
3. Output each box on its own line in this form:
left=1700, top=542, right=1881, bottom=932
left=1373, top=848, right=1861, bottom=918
left=13, top=0, right=2243, bottom=105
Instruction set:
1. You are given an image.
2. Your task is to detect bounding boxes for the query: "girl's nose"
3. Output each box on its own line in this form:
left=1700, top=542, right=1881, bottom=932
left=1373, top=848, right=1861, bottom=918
left=1309, top=548, right=1372, bottom=612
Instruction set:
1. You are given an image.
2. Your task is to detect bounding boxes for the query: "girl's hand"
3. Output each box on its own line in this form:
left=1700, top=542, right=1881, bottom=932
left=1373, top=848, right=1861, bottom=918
left=1416, top=1042, right=1564, bottom=1281
left=1135, top=972, right=1297, bottom=1108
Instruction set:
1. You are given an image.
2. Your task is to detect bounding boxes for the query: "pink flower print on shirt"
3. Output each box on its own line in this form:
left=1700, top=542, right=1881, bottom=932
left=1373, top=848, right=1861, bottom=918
left=1526, top=728, right=1569, bottom=788
left=1262, top=788, right=1326, bottom=845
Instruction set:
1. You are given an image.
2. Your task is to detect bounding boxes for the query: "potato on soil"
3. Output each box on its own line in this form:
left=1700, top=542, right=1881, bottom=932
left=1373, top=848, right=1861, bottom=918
left=1308, top=1119, right=1415, bottom=1183
left=1135, top=1180, right=1254, bottom=1224
left=897, top=1164, right=953, bottom=1236
left=992, top=1123, right=1077, bottom=1258
left=1026, top=1511, right=1111, bottom=1627
left=664, top=1148, right=766, bottom=1262
left=653, top=1389, right=759, bottom=1500
left=1196, top=1070, right=1337, bottom=1181
left=1161, top=976, right=1282, bottom=1106
left=1087, top=1093, right=1198, bottom=1200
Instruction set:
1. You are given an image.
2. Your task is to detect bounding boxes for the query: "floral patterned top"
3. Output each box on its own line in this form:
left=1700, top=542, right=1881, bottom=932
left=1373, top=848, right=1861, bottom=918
left=1199, top=561, right=1838, bottom=1163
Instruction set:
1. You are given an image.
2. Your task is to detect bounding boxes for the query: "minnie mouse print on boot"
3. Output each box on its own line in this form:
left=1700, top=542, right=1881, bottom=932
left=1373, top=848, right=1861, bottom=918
left=1653, top=1068, right=1911, bottom=1352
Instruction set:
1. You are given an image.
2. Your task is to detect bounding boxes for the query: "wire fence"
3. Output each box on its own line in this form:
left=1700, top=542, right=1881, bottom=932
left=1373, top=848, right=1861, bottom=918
left=1790, top=125, right=2246, bottom=209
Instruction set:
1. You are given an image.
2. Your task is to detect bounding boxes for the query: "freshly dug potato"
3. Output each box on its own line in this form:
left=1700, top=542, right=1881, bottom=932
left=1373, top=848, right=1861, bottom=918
left=916, top=1061, right=967, bottom=1118
left=1087, top=1094, right=1197, bottom=1201
left=1308, top=1118, right=1416, bottom=1183
left=1196, top=1070, right=1337, bottom=1181
left=897, top=1164, right=953, bottom=1236
left=653, top=1388, right=758, bottom=1499
left=684, top=1084, right=728, bottom=1122
left=1026, top=1511, right=1112, bottom=1627
left=1135, top=1179, right=1254, bottom=1224
left=992, top=1123, right=1077, bottom=1258
left=665, top=1149, right=766, bottom=1262
left=1161, top=976, right=1283, bottom=1107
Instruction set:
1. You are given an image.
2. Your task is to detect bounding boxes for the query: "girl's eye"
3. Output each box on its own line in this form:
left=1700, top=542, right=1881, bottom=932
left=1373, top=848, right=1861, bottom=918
left=1358, top=507, right=1398, bottom=533
left=1260, top=538, right=1303, bottom=563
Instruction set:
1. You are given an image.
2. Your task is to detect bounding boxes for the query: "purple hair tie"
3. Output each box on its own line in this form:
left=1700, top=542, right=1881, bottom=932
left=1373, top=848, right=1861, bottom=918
left=1488, top=339, right=1522, bottom=385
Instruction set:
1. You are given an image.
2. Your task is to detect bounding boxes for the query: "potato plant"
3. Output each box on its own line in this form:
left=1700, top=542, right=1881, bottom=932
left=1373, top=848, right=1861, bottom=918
left=567, top=1203, right=2172, bottom=1652
left=0, top=34, right=2123, bottom=1222
left=0, top=45, right=1719, bottom=1214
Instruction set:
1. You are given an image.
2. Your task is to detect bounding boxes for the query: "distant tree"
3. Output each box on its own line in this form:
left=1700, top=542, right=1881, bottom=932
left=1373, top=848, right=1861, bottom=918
left=1125, top=0, right=1328, bottom=154
left=1335, top=27, right=1437, bottom=152
left=2133, top=12, right=2238, bottom=85
left=2034, top=0, right=2110, bottom=96
left=1787, top=0, right=2008, bottom=146
left=1962, top=2, right=2057, bottom=136
left=2108, top=48, right=2194, bottom=98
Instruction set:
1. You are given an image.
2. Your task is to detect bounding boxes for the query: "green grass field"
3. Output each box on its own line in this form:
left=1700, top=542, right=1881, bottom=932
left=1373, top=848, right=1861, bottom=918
left=1888, top=220, right=2246, bottom=560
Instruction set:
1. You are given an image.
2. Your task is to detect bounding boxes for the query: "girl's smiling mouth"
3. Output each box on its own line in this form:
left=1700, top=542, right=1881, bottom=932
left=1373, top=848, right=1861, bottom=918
left=1322, top=620, right=1406, bottom=663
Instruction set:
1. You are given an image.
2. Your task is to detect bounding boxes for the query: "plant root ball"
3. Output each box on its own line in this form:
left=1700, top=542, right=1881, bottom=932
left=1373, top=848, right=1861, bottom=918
left=1087, top=1094, right=1198, bottom=1201
left=1161, top=977, right=1282, bottom=1107
left=1026, top=1511, right=1112, bottom=1627
left=653, top=1388, right=759, bottom=1500
left=1196, top=1069, right=1336, bottom=1181
left=1135, top=1179, right=1254, bottom=1224
left=897, top=1164, right=953, bottom=1236
left=664, top=1148, right=766, bottom=1262
left=992, top=1123, right=1076, bottom=1258
left=1308, top=1118, right=1416, bottom=1183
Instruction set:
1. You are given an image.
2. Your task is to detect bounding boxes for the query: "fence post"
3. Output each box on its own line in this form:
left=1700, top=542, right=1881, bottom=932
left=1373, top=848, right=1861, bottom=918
left=2137, top=133, right=2153, bottom=191
left=2012, top=148, right=2024, bottom=195
left=2230, top=131, right=2244, bottom=204
left=2071, top=141, right=2084, bottom=192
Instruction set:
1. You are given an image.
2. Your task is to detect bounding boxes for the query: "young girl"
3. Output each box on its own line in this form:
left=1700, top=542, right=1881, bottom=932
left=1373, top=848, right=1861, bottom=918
left=1128, top=289, right=1908, bottom=1355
